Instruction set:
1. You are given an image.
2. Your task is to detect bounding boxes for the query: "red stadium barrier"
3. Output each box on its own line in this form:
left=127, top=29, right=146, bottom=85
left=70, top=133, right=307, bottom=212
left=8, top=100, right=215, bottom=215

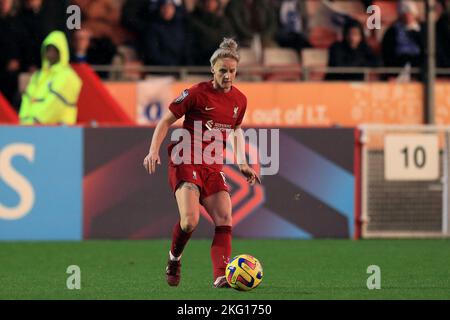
left=0, top=92, right=18, bottom=124
left=72, top=63, right=134, bottom=125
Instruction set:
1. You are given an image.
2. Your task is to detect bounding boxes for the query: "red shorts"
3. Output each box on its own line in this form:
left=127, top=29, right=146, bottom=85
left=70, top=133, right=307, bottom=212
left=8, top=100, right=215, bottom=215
left=168, top=163, right=230, bottom=202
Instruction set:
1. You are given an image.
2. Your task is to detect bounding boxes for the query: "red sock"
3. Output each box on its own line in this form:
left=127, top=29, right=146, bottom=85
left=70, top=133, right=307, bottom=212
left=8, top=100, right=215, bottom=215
left=170, top=221, right=193, bottom=258
left=211, top=226, right=232, bottom=280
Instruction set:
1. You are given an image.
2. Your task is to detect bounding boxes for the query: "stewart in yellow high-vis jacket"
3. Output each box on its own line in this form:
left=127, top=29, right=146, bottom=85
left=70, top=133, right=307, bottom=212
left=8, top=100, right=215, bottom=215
left=19, top=31, right=82, bottom=125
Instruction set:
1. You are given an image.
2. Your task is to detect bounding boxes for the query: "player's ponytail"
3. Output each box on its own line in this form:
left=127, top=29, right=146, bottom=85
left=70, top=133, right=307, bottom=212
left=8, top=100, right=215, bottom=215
left=210, top=38, right=240, bottom=67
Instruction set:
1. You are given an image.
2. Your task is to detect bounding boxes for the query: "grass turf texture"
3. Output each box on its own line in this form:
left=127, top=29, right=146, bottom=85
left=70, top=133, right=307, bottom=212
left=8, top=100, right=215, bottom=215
left=0, top=239, right=449, bottom=300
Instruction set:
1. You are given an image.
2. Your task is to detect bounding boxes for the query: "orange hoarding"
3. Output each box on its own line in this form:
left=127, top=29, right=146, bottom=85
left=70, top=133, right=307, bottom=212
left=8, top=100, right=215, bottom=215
left=105, top=81, right=450, bottom=126
left=435, top=82, right=450, bottom=124
left=104, top=82, right=137, bottom=120
left=239, top=82, right=424, bottom=126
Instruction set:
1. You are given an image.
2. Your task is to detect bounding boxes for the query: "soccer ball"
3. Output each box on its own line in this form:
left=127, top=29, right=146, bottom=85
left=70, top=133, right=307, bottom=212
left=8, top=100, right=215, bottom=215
left=225, top=254, right=263, bottom=291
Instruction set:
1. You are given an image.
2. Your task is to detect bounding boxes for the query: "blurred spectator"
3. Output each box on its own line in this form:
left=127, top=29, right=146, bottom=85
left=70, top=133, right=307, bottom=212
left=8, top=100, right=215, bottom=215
left=273, top=0, right=311, bottom=53
left=329, top=0, right=372, bottom=9
left=71, top=29, right=92, bottom=63
left=189, top=0, right=234, bottom=65
left=381, top=0, right=425, bottom=70
left=121, top=0, right=160, bottom=57
left=121, top=0, right=184, bottom=59
left=19, top=31, right=82, bottom=125
left=71, top=28, right=117, bottom=79
left=121, top=0, right=158, bottom=37
left=72, top=0, right=132, bottom=47
left=154, top=0, right=183, bottom=12
left=184, top=0, right=198, bottom=12
left=225, top=0, right=277, bottom=47
left=18, top=0, right=69, bottom=72
left=121, top=0, right=184, bottom=33
left=143, top=0, right=191, bottom=66
left=0, top=0, right=23, bottom=110
left=109, top=45, right=144, bottom=80
left=326, top=20, right=378, bottom=81
left=360, top=0, right=373, bottom=10
left=436, top=0, right=450, bottom=68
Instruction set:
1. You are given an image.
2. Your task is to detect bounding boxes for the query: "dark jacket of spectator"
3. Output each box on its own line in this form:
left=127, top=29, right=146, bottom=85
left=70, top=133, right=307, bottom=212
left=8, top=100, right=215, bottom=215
left=326, top=21, right=378, bottom=81
left=382, top=21, right=425, bottom=68
left=0, top=0, right=24, bottom=109
left=122, top=0, right=185, bottom=32
left=143, top=0, right=191, bottom=66
left=121, top=0, right=157, bottom=35
left=0, top=6, right=22, bottom=72
left=121, top=0, right=184, bottom=59
left=18, top=0, right=69, bottom=71
left=189, top=0, right=234, bottom=65
left=225, top=0, right=277, bottom=47
left=436, top=9, right=450, bottom=68
left=70, top=28, right=117, bottom=79
left=381, top=1, right=425, bottom=70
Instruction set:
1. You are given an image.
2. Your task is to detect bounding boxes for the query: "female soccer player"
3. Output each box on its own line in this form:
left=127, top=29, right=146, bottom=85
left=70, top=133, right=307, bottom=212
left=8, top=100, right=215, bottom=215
left=143, top=38, right=259, bottom=288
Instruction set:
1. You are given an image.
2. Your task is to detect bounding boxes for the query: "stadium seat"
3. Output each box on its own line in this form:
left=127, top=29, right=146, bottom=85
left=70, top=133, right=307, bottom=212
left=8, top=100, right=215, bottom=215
left=306, top=0, right=351, bottom=48
left=238, top=48, right=263, bottom=81
left=309, top=26, right=338, bottom=49
left=110, top=45, right=143, bottom=81
left=262, top=47, right=301, bottom=81
left=181, top=75, right=212, bottom=83
left=240, top=47, right=260, bottom=66
left=72, top=0, right=129, bottom=45
left=301, top=48, right=328, bottom=81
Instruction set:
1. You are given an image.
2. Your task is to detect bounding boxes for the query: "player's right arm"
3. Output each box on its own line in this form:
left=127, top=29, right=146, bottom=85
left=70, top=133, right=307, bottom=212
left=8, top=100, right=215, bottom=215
left=144, top=87, right=195, bottom=174
left=143, top=110, right=178, bottom=174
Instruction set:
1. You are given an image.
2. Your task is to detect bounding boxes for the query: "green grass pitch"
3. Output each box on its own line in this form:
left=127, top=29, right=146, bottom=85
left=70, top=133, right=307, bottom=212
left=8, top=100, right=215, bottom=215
left=1, top=239, right=449, bottom=300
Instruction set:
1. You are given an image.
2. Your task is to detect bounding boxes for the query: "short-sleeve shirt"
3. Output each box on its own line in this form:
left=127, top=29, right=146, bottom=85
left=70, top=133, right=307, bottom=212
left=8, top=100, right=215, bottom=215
left=168, top=81, right=247, bottom=169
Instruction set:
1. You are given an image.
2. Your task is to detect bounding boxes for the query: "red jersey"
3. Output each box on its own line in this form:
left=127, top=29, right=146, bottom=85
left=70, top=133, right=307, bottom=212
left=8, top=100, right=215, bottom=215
left=168, top=81, right=247, bottom=168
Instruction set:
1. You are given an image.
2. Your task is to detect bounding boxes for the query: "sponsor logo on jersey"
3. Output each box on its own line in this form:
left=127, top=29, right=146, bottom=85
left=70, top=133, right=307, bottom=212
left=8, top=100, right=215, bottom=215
left=174, top=90, right=188, bottom=104
left=205, top=106, right=216, bottom=111
left=205, top=120, right=214, bottom=130
left=204, top=120, right=232, bottom=131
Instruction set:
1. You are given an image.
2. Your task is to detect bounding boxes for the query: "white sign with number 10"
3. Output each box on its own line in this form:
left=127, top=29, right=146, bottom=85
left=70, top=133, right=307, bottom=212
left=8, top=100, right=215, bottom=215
left=384, top=134, right=439, bottom=181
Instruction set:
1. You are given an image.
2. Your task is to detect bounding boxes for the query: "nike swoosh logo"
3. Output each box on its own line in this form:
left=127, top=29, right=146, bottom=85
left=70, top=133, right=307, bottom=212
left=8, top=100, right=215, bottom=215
left=205, top=107, right=216, bottom=111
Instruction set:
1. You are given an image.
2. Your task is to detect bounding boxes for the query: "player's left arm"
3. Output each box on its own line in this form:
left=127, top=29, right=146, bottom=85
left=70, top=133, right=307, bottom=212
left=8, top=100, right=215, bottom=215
left=233, top=125, right=261, bottom=186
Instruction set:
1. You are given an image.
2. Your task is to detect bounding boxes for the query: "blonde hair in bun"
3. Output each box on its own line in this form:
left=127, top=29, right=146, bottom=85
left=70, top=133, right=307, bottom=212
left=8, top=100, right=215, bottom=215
left=210, top=38, right=240, bottom=67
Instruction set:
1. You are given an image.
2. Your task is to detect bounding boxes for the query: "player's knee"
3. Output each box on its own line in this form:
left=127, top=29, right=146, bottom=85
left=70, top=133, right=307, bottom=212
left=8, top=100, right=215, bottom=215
left=180, top=214, right=199, bottom=233
left=214, top=211, right=232, bottom=226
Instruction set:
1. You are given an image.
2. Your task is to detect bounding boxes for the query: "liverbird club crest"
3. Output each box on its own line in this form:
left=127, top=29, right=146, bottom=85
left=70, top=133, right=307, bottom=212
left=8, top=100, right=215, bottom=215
left=233, top=106, right=239, bottom=118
